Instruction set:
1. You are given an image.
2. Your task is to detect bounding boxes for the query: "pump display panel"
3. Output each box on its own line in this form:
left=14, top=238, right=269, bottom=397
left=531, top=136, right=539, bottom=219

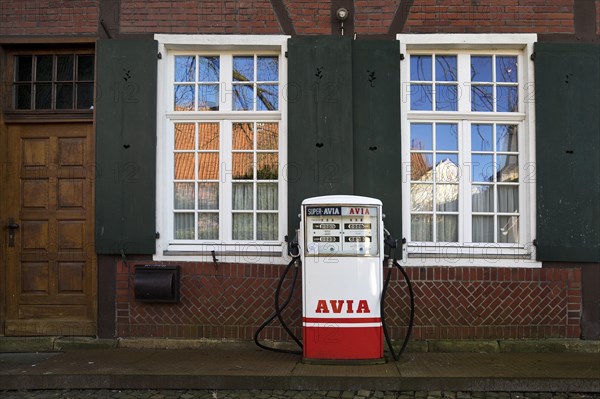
left=304, top=205, right=379, bottom=256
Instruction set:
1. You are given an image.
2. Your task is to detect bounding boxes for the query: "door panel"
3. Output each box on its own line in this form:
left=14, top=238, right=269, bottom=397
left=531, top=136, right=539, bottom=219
left=5, top=123, right=96, bottom=336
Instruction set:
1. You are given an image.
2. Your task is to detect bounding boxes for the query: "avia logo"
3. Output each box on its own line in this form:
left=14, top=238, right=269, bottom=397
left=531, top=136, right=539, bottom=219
left=315, top=299, right=371, bottom=314
left=349, top=208, right=370, bottom=215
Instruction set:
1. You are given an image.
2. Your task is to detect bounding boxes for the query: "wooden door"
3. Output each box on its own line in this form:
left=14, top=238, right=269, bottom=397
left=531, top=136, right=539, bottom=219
left=4, top=123, right=96, bottom=336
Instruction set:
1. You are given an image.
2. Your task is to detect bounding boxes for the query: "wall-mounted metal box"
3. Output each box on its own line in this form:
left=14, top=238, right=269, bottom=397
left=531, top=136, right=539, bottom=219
left=134, top=265, right=180, bottom=303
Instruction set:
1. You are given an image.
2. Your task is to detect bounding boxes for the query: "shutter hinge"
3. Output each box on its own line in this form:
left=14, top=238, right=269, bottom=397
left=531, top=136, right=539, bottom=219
left=533, top=239, right=537, bottom=247
left=157, top=52, right=162, bottom=60
left=530, top=52, right=536, bottom=61
left=400, top=53, right=405, bottom=61
left=155, top=232, right=160, bottom=239
left=285, top=51, right=288, bottom=58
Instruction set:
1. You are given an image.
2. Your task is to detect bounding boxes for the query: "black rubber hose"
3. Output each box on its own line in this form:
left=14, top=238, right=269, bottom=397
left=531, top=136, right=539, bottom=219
left=381, top=258, right=415, bottom=361
left=254, top=257, right=303, bottom=355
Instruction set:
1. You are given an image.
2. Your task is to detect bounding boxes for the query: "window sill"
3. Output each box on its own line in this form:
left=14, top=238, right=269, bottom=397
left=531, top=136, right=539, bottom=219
left=4, top=109, right=93, bottom=123
left=154, top=242, right=288, bottom=264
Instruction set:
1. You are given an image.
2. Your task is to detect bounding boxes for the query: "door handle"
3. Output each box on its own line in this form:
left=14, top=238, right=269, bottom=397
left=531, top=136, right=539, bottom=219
left=7, top=218, right=19, bottom=247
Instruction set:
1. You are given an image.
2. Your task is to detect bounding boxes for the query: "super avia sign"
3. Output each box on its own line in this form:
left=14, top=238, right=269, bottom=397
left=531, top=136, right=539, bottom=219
left=315, top=299, right=371, bottom=314
left=306, top=207, right=341, bottom=216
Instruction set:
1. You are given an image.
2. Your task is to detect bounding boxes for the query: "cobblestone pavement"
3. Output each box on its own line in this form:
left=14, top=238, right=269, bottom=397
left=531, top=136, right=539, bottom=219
left=1, top=391, right=599, bottom=399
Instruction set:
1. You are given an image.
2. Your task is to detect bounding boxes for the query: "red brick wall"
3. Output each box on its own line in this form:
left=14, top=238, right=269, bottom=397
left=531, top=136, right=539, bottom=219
left=116, top=261, right=581, bottom=341
left=120, top=0, right=281, bottom=34
left=354, top=0, right=402, bottom=35
left=0, top=0, right=98, bottom=36
left=285, top=0, right=331, bottom=35
left=403, top=0, right=575, bottom=34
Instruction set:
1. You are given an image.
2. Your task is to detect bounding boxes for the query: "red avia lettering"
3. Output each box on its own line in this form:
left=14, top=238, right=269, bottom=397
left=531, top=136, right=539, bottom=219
left=315, top=299, right=371, bottom=314
left=349, top=207, right=370, bottom=215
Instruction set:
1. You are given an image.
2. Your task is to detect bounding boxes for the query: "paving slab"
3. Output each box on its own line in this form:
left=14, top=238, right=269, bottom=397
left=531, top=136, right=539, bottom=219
left=0, top=343, right=598, bottom=392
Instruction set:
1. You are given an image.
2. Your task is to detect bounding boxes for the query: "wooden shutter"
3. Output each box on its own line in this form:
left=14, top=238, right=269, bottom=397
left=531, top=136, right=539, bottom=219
left=95, top=39, right=158, bottom=254
left=352, top=40, right=402, bottom=237
left=535, top=43, right=600, bottom=262
left=287, top=36, right=354, bottom=238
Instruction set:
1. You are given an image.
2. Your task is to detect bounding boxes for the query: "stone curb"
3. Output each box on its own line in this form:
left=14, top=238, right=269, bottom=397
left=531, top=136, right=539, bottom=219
left=1, top=337, right=599, bottom=353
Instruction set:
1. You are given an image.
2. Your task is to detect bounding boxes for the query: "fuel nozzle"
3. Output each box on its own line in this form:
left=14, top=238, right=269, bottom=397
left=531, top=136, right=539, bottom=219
left=384, top=228, right=398, bottom=249
left=287, top=230, right=300, bottom=258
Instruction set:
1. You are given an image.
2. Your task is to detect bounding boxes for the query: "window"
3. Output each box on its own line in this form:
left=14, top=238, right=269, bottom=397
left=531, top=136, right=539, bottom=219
left=399, top=34, right=538, bottom=265
left=155, top=35, right=289, bottom=261
left=12, top=53, right=94, bottom=110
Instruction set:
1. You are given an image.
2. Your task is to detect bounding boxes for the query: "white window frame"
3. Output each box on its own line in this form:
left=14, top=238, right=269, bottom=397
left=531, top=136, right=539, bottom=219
left=154, top=35, right=290, bottom=264
left=398, top=34, right=540, bottom=268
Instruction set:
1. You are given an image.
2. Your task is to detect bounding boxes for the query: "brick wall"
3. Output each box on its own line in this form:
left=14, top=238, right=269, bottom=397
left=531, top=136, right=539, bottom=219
left=116, top=261, right=581, bottom=341
left=0, top=0, right=98, bottom=36
left=354, top=0, right=402, bottom=35
left=403, top=0, right=575, bottom=34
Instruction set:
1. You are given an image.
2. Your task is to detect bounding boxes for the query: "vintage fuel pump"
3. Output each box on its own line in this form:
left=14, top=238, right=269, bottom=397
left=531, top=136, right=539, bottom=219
left=299, top=195, right=384, bottom=363
left=254, top=195, right=414, bottom=363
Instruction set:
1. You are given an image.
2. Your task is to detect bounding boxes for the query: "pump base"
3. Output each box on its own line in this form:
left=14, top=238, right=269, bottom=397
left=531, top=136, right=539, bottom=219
left=301, top=357, right=386, bottom=365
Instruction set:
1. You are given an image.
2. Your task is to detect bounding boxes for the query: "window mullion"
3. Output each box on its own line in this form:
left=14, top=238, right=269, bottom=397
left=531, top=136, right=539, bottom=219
left=462, top=120, right=472, bottom=243
left=221, top=54, right=233, bottom=112
left=221, top=120, right=233, bottom=241
left=457, top=53, right=471, bottom=113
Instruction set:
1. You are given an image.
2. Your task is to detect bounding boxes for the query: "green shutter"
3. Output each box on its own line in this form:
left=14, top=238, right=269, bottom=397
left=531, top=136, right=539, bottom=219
left=95, top=39, right=158, bottom=254
left=535, top=43, right=600, bottom=262
left=287, top=36, right=354, bottom=238
left=352, top=40, right=402, bottom=237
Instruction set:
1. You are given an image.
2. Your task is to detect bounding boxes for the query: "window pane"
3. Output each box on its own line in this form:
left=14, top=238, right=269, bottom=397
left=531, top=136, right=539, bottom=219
left=472, top=154, right=494, bottom=182
left=233, top=123, right=254, bottom=150
left=411, top=183, right=433, bottom=211
left=436, top=153, right=459, bottom=182
left=257, top=84, right=278, bottom=111
left=498, top=185, right=518, bottom=213
left=257, top=153, right=278, bottom=180
left=233, top=84, right=254, bottom=110
left=198, top=182, right=219, bottom=210
left=435, top=55, right=457, bottom=81
left=471, top=56, right=492, bottom=82
left=436, top=184, right=458, bottom=212
left=233, top=56, right=254, bottom=82
left=472, top=124, right=493, bottom=152
left=257, top=183, right=278, bottom=210
left=232, top=213, right=253, bottom=240
left=472, top=185, right=493, bottom=212
left=497, top=155, right=518, bottom=182
left=198, top=84, right=219, bottom=111
left=16, top=55, right=32, bottom=81
left=497, top=124, right=518, bottom=152
left=497, top=86, right=518, bottom=112
left=174, top=153, right=195, bottom=180
left=77, top=55, right=94, bottom=81
left=410, top=55, right=432, bottom=81
left=175, top=123, right=195, bottom=150
left=257, top=213, right=277, bottom=240
left=411, top=123, right=433, bottom=150
left=471, top=85, right=493, bottom=112
left=198, top=153, right=219, bottom=180
left=198, top=123, right=219, bottom=150
left=174, top=182, right=195, bottom=209
left=437, top=215, right=458, bottom=242
left=410, top=84, right=432, bottom=111
left=436, top=123, right=458, bottom=151
left=232, top=153, right=254, bottom=179
left=473, top=216, right=494, bottom=242
left=57, top=55, right=74, bottom=81
left=15, top=84, right=31, bottom=109
left=174, top=213, right=194, bottom=239
left=199, top=56, right=219, bottom=82
left=175, top=56, right=195, bottom=82
left=411, top=215, right=432, bottom=242
left=56, top=83, right=73, bottom=109
left=174, top=85, right=194, bottom=111
left=498, top=216, right=519, bottom=243
left=34, top=84, right=52, bottom=109
left=435, top=84, right=457, bottom=111
left=76, top=83, right=94, bottom=109
left=233, top=183, right=253, bottom=210
left=411, top=153, right=433, bottom=181
left=257, top=123, right=278, bottom=150
left=198, top=213, right=219, bottom=240
left=496, top=56, right=518, bottom=83
left=257, top=56, right=278, bottom=81
left=35, top=55, right=53, bottom=81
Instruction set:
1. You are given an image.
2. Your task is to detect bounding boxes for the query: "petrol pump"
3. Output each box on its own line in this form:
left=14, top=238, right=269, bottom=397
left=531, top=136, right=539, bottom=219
left=299, top=195, right=384, bottom=363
